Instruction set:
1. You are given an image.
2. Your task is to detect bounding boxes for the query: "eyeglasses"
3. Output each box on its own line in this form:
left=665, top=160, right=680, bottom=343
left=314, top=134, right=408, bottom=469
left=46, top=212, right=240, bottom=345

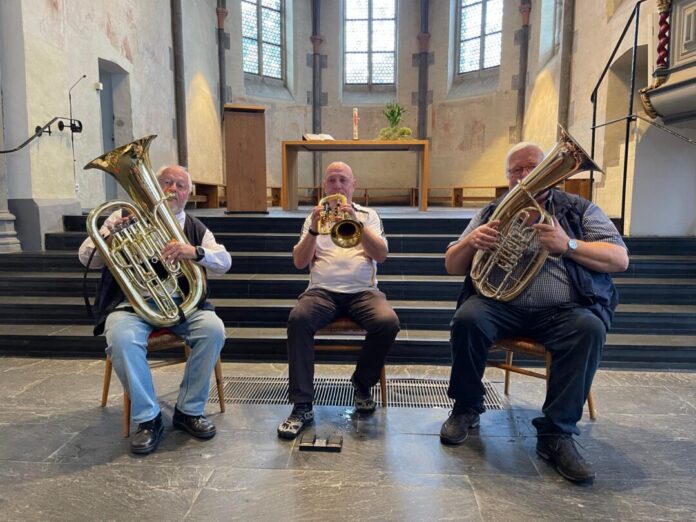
left=159, top=178, right=189, bottom=191
left=507, top=164, right=538, bottom=177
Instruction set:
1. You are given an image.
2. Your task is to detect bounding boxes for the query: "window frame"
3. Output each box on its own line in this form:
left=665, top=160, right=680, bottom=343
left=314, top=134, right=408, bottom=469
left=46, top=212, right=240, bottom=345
left=241, top=0, right=286, bottom=82
left=343, top=0, right=398, bottom=88
left=455, top=0, right=502, bottom=76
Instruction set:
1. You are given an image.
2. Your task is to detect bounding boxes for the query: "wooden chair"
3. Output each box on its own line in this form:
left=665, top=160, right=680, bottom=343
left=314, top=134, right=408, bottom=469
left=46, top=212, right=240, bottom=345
left=101, top=329, right=226, bottom=437
left=488, top=337, right=597, bottom=420
left=315, top=317, right=388, bottom=407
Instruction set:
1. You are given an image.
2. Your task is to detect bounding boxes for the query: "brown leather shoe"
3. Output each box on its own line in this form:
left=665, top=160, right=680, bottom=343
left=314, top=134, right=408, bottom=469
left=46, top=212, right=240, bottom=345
left=172, top=407, right=216, bottom=439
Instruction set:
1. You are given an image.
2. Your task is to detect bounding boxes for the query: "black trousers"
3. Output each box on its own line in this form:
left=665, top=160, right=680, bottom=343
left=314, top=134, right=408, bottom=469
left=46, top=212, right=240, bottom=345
left=287, top=288, right=400, bottom=404
left=447, top=295, right=605, bottom=435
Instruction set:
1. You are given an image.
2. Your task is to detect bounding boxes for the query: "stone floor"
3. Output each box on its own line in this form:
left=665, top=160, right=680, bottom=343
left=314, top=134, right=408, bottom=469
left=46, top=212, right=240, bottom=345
left=1, top=357, right=695, bottom=521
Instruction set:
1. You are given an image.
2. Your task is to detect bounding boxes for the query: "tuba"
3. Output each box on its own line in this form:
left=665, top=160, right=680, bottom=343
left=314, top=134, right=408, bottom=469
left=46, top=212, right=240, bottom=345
left=317, top=194, right=363, bottom=248
left=84, top=135, right=206, bottom=327
left=469, top=127, right=601, bottom=302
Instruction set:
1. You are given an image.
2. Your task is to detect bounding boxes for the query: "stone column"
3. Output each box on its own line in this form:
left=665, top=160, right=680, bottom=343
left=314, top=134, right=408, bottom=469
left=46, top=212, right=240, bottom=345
left=0, top=54, right=22, bottom=253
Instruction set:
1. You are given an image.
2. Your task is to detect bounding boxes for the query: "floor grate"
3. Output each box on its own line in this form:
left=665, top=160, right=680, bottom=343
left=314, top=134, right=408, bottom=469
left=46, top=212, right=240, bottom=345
left=209, top=376, right=506, bottom=410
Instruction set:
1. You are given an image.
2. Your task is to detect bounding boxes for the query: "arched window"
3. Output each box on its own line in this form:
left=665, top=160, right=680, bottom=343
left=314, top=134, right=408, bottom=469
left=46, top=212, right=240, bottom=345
left=457, top=0, right=502, bottom=74
left=344, top=0, right=397, bottom=85
left=242, top=0, right=284, bottom=80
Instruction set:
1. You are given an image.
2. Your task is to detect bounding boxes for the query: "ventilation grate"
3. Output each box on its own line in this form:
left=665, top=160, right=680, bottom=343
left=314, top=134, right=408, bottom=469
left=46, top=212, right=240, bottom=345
left=209, top=376, right=506, bottom=410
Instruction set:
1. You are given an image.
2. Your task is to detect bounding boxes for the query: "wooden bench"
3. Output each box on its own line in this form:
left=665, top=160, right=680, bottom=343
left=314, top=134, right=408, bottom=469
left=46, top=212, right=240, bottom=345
left=411, top=186, right=509, bottom=207
left=190, top=182, right=225, bottom=208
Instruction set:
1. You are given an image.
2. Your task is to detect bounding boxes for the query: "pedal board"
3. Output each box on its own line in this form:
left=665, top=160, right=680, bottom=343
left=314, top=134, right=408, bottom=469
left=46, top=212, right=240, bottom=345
left=298, top=432, right=343, bottom=452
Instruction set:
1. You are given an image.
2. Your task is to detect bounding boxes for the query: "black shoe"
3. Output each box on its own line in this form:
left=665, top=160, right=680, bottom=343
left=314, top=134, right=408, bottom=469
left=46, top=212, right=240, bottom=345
left=130, top=413, right=164, bottom=455
left=277, top=404, right=314, bottom=440
left=351, top=374, right=376, bottom=414
left=536, top=434, right=595, bottom=485
left=172, top=407, right=216, bottom=440
left=439, top=407, right=480, bottom=445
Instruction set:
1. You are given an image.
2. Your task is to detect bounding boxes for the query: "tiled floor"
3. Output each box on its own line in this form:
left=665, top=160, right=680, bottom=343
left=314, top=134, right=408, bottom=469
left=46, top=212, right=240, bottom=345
left=1, top=357, right=695, bottom=521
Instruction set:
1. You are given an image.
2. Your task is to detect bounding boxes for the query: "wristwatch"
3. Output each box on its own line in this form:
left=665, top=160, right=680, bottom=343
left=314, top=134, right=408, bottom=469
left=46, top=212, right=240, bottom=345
left=195, top=246, right=205, bottom=261
left=563, top=238, right=578, bottom=257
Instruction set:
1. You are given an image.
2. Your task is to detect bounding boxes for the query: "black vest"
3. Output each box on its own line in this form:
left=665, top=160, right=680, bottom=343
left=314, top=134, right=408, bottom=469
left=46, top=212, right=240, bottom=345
left=457, top=189, right=619, bottom=329
left=92, top=214, right=214, bottom=335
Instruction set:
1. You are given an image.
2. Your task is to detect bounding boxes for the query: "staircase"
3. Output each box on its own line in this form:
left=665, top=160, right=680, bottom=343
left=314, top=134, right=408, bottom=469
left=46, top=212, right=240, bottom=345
left=0, top=210, right=695, bottom=367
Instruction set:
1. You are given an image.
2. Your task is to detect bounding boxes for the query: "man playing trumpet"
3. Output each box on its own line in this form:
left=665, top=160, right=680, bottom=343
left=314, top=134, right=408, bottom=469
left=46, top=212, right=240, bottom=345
left=441, top=142, right=629, bottom=485
left=277, top=161, right=400, bottom=439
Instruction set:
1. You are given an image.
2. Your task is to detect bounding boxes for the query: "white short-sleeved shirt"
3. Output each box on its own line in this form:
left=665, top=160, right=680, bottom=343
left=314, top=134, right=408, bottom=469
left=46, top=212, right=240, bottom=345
left=302, top=203, right=387, bottom=293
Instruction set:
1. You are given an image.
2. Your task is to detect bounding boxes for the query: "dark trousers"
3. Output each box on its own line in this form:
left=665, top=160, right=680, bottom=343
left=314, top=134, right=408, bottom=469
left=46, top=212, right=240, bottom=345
left=447, top=295, right=605, bottom=435
left=287, top=288, right=400, bottom=404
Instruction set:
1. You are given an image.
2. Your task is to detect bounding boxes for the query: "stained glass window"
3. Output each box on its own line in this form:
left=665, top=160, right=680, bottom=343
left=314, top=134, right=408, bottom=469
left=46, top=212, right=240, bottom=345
left=242, top=0, right=283, bottom=79
left=345, top=0, right=396, bottom=85
left=458, top=0, right=502, bottom=74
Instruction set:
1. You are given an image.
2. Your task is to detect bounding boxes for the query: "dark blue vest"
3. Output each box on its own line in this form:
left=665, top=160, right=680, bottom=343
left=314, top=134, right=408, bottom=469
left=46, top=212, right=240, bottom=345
left=92, top=214, right=214, bottom=335
left=457, top=189, right=619, bottom=329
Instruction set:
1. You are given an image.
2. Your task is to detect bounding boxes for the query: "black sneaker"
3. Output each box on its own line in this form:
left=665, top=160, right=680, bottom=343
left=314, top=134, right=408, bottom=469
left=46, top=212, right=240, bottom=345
left=536, top=434, right=596, bottom=485
left=130, top=412, right=164, bottom=455
left=439, top=407, right=480, bottom=445
left=277, top=404, right=314, bottom=440
left=351, top=374, right=376, bottom=414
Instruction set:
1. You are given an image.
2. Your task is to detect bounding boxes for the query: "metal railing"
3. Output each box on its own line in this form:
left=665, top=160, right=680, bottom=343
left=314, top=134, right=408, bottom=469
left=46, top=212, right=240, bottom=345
left=590, top=0, right=648, bottom=235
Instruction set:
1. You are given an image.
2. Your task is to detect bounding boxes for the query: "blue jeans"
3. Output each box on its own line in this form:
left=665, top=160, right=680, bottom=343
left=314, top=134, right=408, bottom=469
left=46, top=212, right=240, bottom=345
left=104, top=306, right=226, bottom=423
left=447, top=295, right=605, bottom=435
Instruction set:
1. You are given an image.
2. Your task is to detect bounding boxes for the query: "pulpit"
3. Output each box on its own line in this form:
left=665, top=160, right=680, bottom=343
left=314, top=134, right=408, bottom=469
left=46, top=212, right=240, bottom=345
left=224, top=104, right=268, bottom=213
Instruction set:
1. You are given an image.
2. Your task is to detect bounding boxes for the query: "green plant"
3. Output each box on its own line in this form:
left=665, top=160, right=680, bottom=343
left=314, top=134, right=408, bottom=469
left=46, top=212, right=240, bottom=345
left=378, top=101, right=412, bottom=140
left=383, top=101, right=406, bottom=128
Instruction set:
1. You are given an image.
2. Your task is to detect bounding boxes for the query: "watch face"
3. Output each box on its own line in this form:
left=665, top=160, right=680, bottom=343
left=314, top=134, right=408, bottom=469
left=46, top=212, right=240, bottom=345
left=568, top=239, right=578, bottom=250
left=196, top=246, right=205, bottom=260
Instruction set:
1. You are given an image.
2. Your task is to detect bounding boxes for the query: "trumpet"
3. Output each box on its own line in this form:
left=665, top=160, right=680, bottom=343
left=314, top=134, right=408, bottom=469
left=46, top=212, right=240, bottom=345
left=317, top=194, right=362, bottom=248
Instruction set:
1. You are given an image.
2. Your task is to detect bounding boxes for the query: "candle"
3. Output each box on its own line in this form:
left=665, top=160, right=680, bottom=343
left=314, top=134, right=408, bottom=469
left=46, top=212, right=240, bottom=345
left=352, top=108, right=359, bottom=140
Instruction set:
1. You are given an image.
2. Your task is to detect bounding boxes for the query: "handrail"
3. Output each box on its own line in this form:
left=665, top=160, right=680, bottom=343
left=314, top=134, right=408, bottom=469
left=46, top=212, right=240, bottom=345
left=590, top=0, right=649, bottom=235
left=0, top=116, right=82, bottom=154
left=590, top=0, right=648, bottom=105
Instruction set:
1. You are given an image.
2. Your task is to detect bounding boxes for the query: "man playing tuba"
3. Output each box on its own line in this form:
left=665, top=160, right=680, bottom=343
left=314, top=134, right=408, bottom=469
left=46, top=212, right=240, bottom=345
left=440, top=142, right=629, bottom=485
left=79, top=165, right=231, bottom=455
left=277, top=161, right=400, bottom=439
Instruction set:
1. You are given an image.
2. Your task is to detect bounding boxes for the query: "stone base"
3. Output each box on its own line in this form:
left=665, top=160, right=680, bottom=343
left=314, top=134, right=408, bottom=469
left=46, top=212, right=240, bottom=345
left=0, top=210, right=21, bottom=252
left=8, top=198, right=81, bottom=251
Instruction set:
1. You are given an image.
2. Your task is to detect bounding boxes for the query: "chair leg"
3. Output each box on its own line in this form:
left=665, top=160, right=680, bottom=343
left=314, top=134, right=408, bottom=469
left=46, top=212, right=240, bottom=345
left=379, top=366, right=387, bottom=407
left=214, top=358, right=226, bottom=413
left=101, top=355, right=113, bottom=408
left=586, top=390, right=597, bottom=420
left=504, top=351, right=513, bottom=394
left=123, top=393, right=131, bottom=438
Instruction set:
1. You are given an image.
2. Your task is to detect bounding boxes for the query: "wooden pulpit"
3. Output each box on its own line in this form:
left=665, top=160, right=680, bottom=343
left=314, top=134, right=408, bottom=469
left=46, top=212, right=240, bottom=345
left=224, top=104, right=267, bottom=213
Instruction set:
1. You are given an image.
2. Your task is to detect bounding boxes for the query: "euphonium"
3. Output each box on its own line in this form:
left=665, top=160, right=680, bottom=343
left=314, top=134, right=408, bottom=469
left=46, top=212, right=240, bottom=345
left=470, top=127, right=601, bottom=302
left=317, top=194, right=362, bottom=248
left=84, top=135, right=206, bottom=327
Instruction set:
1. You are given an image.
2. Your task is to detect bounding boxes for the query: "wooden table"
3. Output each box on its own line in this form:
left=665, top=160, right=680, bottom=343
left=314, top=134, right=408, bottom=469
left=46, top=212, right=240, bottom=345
left=281, top=139, right=430, bottom=211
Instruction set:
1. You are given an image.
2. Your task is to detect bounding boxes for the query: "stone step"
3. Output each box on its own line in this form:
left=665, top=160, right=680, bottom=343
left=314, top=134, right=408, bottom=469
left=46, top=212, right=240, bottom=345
left=0, top=323, right=694, bottom=366
left=2, top=251, right=695, bottom=279
left=0, top=272, right=694, bottom=304
left=2, top=296, right=696, bottom=335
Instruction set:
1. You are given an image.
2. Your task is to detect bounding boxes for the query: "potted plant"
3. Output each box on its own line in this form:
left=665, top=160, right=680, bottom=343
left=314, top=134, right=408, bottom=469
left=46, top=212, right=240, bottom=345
left=378, top=101, right=413, bottom=140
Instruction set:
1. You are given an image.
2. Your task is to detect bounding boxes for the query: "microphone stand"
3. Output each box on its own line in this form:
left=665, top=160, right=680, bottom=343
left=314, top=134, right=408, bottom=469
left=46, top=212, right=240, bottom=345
left=68, top=75, right=86, bottom=195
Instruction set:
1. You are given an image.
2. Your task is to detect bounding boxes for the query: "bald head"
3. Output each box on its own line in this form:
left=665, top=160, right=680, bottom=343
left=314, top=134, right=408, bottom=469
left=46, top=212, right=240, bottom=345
left=322, top=161, right=356, bottom=202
